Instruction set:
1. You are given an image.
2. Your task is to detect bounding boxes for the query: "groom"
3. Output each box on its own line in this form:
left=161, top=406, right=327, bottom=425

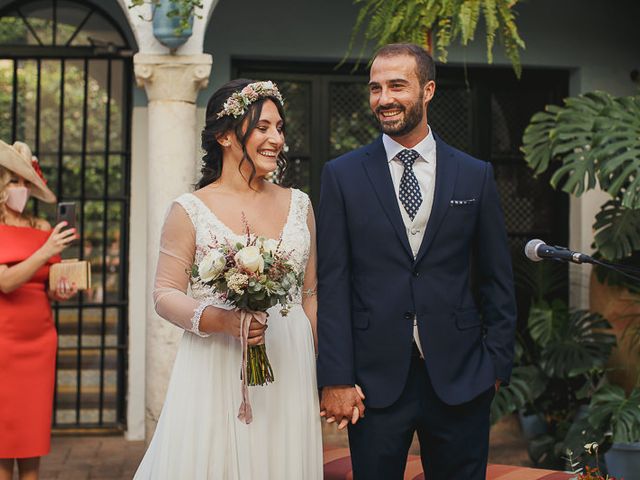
left=316, top=43, right=517, bottom=480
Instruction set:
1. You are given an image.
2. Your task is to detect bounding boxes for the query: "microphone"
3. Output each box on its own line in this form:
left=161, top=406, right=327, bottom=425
left=524, top=239, right=594, bottom=264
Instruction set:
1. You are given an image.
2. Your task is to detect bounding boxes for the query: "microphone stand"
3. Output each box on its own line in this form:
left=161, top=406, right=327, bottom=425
left=590, top=258, right=640, bottom=283
left=549, top=246, right=640, bottom=283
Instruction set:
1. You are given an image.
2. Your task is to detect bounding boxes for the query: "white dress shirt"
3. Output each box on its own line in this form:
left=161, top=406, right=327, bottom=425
left=382, top=127, right=437, bottom=357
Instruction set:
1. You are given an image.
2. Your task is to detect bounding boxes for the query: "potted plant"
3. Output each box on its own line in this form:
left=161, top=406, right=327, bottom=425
left=491, top=279, right=617, bottom=470
left=129, top=0, right=204, bottom=50
left=587, top=384, right=640, bottom=480
left=521, top=91, right=640, bottom=391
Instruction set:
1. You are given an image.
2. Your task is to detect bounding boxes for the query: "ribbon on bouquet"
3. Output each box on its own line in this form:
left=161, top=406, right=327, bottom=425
left=237, top=309, right=268, bottom=424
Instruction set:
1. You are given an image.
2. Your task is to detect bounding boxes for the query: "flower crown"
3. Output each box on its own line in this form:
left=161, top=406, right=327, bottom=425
left=216, top=81, right=284, bottom=119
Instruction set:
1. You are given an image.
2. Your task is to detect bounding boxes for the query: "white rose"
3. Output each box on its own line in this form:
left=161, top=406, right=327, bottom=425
left=198, top=249, right=226, bottom=282
left=260, top=238, right=279, bottom=255
left=234, top=246, right=265, bottom=273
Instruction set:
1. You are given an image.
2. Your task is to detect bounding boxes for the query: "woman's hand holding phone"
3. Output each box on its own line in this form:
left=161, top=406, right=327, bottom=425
left=39, top=222, right=77, bottom=259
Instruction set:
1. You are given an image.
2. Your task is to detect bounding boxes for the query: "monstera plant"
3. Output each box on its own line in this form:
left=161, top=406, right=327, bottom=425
left=522, top=90, right=640, bottom=474
left=490, top=296, right=616, bottom=469
left=522, top=91, right=640, bottom=270
left=345, top=0, right=526, bottom=77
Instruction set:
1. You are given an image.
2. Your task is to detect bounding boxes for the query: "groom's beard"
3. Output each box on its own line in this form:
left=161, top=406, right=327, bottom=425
left=375, top=95, right=425, bottom=137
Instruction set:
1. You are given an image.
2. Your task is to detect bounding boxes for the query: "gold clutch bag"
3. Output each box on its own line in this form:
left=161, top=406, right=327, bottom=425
left=49, top=259, right=92, bottom=291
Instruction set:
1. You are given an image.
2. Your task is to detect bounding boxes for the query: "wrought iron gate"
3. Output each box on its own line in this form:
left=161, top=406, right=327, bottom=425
left=0, top=0, right=132, bottom=430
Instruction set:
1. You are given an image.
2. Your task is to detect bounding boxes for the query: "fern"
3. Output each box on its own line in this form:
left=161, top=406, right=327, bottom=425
left=459, top=0, right=481, bottom=46
left=343, top=0, right=526, bottom=78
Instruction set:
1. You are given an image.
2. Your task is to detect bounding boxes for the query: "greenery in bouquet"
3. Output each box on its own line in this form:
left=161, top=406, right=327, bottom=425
left=191, top=229, right=303, bottom=386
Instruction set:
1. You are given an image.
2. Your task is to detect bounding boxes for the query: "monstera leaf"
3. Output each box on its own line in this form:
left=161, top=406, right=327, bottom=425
left=522, top=91, right=640, bottom=261
left=593, top=199, right=640, bottom=261
left=522, top=91, right=613, bottom=197
left=528, top=303, right=616, bottom=378
left=595, top=95, right=640, bottom=209
left=521, top=105, right=562, bottom=176
left=490, top=365, right=546, bottom=424
left=527, top=299, right=568, bottom=345
left=589, top=385, right=640, bottom=443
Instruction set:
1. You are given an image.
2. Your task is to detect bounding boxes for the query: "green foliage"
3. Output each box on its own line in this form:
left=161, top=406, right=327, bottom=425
left=593, top=200, right=640, bottom=261
left=494, top=299, right=617, bottom=469
left=490, top=365, right=545, bottom=424
left=346, top=0, right=526, bottom=77
left=589, top=385, right=640, bottom=443
left=535, top=309, right=616, bottom=378
left=527, top=299, right=569, bottom=346
left=522, top=91, right=640, bottom=263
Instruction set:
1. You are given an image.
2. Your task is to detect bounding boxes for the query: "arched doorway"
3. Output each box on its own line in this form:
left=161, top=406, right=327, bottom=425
left=0, top=0, right=133, bottom=431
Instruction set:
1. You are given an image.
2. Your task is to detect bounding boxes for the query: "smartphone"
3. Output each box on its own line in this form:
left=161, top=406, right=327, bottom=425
left=56, top=202, right=77, bottom=231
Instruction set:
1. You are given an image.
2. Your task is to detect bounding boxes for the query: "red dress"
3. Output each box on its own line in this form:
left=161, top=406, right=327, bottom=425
left=0, top=225, right=60, bottom=458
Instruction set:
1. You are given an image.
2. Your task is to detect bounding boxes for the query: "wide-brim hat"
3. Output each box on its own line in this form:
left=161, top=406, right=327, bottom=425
left=0, top=139, right=56, bottom=203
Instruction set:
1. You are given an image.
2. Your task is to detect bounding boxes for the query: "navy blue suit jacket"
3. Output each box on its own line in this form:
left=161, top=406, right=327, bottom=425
left=316, top=134, right=517, bottom=407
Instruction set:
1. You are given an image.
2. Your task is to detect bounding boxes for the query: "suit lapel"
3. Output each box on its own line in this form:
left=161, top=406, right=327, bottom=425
left=361, top=137, right=413, bottom=259
left=414, top=135, right=458, bottom=265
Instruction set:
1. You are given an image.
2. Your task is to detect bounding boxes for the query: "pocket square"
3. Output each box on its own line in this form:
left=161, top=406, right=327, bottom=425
left=450, top=198, right=477, bottom=206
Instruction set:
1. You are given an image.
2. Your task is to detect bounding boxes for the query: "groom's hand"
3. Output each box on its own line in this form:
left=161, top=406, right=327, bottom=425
left=320, top=385, right=366, bottom=430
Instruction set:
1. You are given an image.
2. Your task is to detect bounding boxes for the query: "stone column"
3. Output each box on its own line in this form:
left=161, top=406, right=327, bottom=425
left=134, top=53, right=212, bottom=440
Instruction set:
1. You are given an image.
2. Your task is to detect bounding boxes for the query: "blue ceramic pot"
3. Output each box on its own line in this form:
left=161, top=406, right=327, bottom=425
left=152, top=0, right=193, bottom=50
left=604, top=442, right=640, bottom=480
left=518, top=411, right=547, bottom=440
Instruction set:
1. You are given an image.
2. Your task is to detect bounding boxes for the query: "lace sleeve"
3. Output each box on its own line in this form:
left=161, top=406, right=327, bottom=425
left=153, top=201, right=211, bottom=337
left=302, top=197, right=317, bottom=349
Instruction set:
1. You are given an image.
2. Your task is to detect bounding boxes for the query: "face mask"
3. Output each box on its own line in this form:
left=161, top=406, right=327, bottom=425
left=5, top=186, right=29, bottom=213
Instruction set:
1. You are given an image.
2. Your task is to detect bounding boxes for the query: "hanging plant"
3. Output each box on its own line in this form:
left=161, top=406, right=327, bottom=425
left=345, top=0, right=526, bottom=77
left=129, top=0, right=204, bottom=36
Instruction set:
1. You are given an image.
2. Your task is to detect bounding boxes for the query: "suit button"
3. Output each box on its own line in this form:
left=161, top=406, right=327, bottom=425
left=404, top=312, right=414, bottom=320
left=413, top=271, right=420, bottom=277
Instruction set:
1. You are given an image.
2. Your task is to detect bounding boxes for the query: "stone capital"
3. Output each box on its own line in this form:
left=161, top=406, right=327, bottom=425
left=134, top=53, right=213, bottom=103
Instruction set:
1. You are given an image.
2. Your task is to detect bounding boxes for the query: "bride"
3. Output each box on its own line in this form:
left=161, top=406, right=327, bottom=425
left=134, top=79, right=323, bottom=479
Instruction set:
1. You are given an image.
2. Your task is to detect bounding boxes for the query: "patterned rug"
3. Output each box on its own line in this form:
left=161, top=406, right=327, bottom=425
left=323, top=447, right=574, bottom=480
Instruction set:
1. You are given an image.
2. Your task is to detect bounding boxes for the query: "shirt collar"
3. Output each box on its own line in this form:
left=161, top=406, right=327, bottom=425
left=382, top=126, right=436, bottom=163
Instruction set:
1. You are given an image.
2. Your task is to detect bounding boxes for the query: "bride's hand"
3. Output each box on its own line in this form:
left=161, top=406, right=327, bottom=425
left=222, top=310, right=267, bottom=345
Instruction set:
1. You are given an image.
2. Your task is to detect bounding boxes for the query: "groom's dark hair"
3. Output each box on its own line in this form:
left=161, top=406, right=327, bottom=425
left=373, top=43, right=436, bottom=87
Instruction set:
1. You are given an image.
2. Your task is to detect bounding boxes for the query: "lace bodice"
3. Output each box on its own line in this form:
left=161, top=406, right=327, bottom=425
left=153, top=188, right=311, bottom=336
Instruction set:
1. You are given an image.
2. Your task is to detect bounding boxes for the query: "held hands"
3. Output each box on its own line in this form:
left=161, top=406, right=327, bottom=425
left=39, top=222, right=77, bottom=259
left=320, top=384, right=366, bottom=430
left=223, top=309, right=268, bottom=346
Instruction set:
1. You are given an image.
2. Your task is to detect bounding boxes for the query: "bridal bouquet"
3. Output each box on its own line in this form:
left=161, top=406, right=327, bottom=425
left=191, top=226, right=302, bottom=423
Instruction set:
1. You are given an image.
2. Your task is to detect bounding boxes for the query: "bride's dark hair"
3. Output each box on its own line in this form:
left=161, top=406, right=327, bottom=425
left=196, top=78, right=289, bottom=190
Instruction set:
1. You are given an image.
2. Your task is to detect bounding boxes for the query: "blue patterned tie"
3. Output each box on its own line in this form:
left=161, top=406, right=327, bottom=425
left=397, top=149, right=422, bottom=220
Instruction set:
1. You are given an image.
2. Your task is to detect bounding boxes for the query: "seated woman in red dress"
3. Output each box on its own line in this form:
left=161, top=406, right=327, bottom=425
left=0, top=140, right=78, bottom=480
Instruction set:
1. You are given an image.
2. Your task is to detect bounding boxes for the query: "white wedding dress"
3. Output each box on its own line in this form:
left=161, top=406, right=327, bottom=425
left=134, top=188, right=323, bottom=480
